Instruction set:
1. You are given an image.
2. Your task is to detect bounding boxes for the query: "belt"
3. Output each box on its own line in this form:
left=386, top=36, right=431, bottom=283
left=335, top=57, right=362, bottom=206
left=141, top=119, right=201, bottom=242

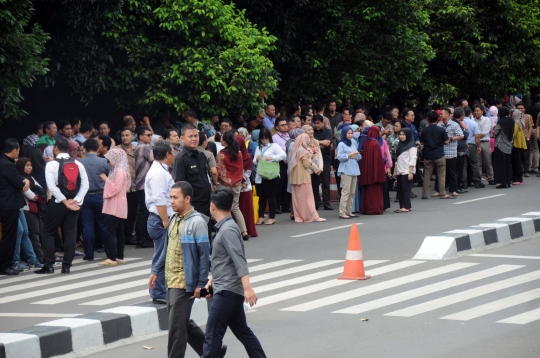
left=87, top=190, right=103, bottom=195
left=480, top=140, right=490, bottom=143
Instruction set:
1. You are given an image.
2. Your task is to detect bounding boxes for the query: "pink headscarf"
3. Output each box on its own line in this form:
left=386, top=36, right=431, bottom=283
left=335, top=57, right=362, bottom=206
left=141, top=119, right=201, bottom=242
left=69, top=140, right=80, bottom=159
left=489, top=106, right=498, bottom=125
left=288, top=133, right=310, bottom=172
left=105, top=148, right=131, bottom=190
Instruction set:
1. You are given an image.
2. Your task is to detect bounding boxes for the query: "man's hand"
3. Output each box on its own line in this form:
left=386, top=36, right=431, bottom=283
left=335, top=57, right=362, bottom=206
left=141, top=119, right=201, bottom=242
left=22, top=179, right=30, bottom=192
left=408, top=173, right=413, bottom=181
left=477, top=147, right=482, bottom=153
left=244, top=286, right=258, bottom=307
left=190, top=287, right=201, bottom=300
left=148, top=274, right=157, bottom=288
left=204, top=281, right=213, bottom=298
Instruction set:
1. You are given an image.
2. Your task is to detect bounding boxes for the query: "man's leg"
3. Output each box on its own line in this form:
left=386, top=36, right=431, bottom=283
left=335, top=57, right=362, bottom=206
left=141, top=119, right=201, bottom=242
left=422, top=160, right=435, bottom=198
left=167, top=288, right=205, bottom=358
left=227, top=292, right=267, bottom=357
left=124, top=191, right=138, bottom=244
left=80, top=194, right=97, bottom=259
left=275, top=161, right=288, bottom=212
left=333, top=159, right=342, bottom=198
left=0, top=209, right=20, bottom=271
left=61, top=210, right=80, bottom=268
left=480, top=142, right=494, bottom=181
left=311, top=173, right=321, bottom=208
left=467, top=144, right=482, bottom=185
left=202, top=291, right=236, bottom=358
left=41, top=201, right=69, bottom=268
left=446, top=157, right=457, bottom=193
left=94, top=196, right=110, bottom=255
left=136, top=190, right=150, bottom=246
left=321, top=161, right=331, bottom=207
left=147, top=214, right=166, bottom=300
left=436, top=157, right=447, bottom=196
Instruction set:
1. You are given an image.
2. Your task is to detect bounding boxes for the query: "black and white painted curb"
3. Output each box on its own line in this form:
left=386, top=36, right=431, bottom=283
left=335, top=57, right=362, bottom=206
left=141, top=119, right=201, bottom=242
left=0, top=299, right=208, bottom=358
left=413, top=212, right=540, bottom=260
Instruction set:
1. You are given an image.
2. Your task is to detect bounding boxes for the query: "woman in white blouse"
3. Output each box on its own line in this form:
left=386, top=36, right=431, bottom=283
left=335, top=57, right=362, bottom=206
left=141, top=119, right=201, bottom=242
left=393, top=128, right=417, bottom=213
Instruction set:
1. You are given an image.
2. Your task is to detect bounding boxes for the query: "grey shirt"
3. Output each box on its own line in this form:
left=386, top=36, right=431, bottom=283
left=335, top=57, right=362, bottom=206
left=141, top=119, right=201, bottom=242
left=79, top=153, right=110, bottom=192
left=211, top=215, right=249, bottom=296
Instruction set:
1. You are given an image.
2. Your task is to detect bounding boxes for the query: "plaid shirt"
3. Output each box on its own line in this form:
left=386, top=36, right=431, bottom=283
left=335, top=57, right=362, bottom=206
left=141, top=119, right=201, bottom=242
left=437, top=120, right=463, bottom=159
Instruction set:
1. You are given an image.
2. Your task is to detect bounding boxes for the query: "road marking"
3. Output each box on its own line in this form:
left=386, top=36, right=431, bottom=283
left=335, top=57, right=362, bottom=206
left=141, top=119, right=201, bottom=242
left=247, top=259, right=262, bottom=263
left=0, top=269, right=150, bottom=304
left=0, top=313, right=81, bottom=318
left=498, top=307, right=540, bottom=324
left=470, top=254, right=540, bottom=260
left=386, top=269, right=540, bottom=317
left=249, top=260, right=303, bottom=272
left=452, top=194, right=506, bottom=205
left=255, top=261, right=425, bottom=308
left=282, top=262, right=475, bottom=312
left=0, top=260, right=152, bottom=295
left=254, top=260, right=389, bottom=294
left=291, top=224, right=364, bottom=238
left=333, top=265, right=522, bottom=314
left=442, top=287, right=540, bottom=321
left=80, top=291, right=150, bottom=306
left=251, top=260, right=342, bottom=283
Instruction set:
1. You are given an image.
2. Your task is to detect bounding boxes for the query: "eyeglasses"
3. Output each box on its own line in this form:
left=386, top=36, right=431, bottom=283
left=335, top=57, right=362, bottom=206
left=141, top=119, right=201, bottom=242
left=140, top=133, right=152, bottom=137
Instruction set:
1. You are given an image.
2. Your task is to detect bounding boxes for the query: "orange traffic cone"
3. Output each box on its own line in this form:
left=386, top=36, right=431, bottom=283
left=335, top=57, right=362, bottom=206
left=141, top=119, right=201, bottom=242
left=337, top=225, right=371, bottom=280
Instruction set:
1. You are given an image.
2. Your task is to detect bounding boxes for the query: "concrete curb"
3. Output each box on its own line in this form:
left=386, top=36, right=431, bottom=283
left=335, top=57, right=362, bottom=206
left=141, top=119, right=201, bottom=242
left=0, top=298, right=209, bottom=358
left=413, top=212, right=540, bottom=260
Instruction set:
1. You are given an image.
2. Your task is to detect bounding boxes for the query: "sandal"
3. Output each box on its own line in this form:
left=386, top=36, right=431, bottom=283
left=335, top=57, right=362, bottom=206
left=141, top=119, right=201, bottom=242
left=452, top=192, right=459, bottom=196
left=432, top=192, right=440, bottom=197
left=265, top=220, right=275, bottom=225
left=339, top=215, right=352, bottom=219
left=116, top=259, right=126, bottom=265
left=315, top=218, right=327, bottom=222
left=512, top=182, right=523, bottom=185
left=394, top=209, right=410, bottom=213
left=256, top=219, right=265, bottom=225
left=99, top=259, right=117, bottom=266
left=440, top=195, right=455, bottom=199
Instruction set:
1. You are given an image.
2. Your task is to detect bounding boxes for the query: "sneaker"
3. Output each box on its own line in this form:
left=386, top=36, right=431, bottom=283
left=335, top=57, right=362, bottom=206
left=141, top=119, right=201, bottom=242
left=28, top=261, right=44, bottom=269
left=0, top=268, right=19, bottom=275
left=12, top=261, right=29, bottom=271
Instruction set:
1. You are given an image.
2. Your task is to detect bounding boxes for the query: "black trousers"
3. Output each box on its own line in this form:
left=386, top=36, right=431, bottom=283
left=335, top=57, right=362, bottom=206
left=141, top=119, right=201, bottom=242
left=136, top=190, right=150, bottom=245
left=311, top=161, right=331, bottom=207
left=456, top=154, right=467, bottom=187
left=167, top=288, right=205, bottom=358
left=276, top=161, right=290, bottom=211
left=511, top=147, right=524, bottom=182
left=396, top=175, right=413, bottom=210
left=256, top=177, right=280, bottom=219
left=124, top=191, right=138, bottom=241
left=0, top=209, right=19, bottom=271
left=333, top=158, right=342, bottom=198
left=445, top=157, right=458, bottom=193
left=42, top=201, right=79, bottom=269
left=106, top=215, right=125, bottom=260
left=24, top=210, right=43, bottom=263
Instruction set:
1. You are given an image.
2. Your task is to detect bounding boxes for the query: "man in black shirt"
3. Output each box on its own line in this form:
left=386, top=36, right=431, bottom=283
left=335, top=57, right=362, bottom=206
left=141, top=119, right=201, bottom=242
left=173, top=124, right=212, bottom=216
left=420, top=111, right=451, bottom=199
left=312, top=115, right=333, bottom=210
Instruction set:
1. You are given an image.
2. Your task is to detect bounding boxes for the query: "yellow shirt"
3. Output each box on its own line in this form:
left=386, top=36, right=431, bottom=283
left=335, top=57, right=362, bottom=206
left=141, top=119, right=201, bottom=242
left=165, top=208, right=194, bottom=288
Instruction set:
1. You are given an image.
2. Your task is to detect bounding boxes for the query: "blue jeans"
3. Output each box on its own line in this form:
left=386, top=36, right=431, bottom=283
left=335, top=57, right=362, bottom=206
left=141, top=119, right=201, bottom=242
left=80, top=193, right=109, bottom=259
left=147, top=213, right=166, bottom=300
left=14, top=210, right=39, bottom=264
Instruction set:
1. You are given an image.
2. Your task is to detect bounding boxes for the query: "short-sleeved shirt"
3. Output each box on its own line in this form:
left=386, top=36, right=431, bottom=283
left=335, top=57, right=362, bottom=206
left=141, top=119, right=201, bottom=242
left=173, top=148, right=211, bottom=206
left=463, top=117, right=480, bottom=145
left=438, top=120, right=463, bottom=159
left=313, top=127, right=333, bottom=163
left=420, top=124, right=449, bottom=160
left=134, top=143, right=154, bottom=191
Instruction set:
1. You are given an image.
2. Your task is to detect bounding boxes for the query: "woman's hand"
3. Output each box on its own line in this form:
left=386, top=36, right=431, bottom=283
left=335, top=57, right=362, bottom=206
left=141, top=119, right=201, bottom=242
left=256, top=155, right=261, bottom=161
left=265, top=156, right=273, bottom=161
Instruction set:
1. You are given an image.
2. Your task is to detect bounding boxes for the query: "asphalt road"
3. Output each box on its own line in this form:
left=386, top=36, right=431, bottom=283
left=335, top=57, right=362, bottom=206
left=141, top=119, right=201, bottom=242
left=1, top=178, right=540, bottom=357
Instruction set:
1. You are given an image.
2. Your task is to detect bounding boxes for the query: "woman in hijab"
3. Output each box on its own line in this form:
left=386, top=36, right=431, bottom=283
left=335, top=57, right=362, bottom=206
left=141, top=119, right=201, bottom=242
left=492, top=106, right=514, bottom=188
left=285, top=128, right=306, bottom=220
left=69, top=140, right=82, bottom=159
left=360, top=126, right=387, bottom=214
left=356, top=125, right=371, bottom=212
left=302, top=125, right=324, bottom=207
left=511, top=109, right=528, bottom=185
left=100, top=148, right=129, bottom=266
left=236, top=135, right=257, bottom=238
left=393, top=128, right=417, bottom=213
left=348, top=124, right=361, bottom=212
left=379, top=126, right=394, bottom=210
left=337, top=126, right=361, bottom=219
left=289, top=133, right=326, bottom=223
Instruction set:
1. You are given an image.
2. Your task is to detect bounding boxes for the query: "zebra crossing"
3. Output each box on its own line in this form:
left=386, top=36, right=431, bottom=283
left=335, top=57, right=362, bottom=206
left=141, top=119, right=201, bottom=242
left=0, top=257, right=539, bottom=325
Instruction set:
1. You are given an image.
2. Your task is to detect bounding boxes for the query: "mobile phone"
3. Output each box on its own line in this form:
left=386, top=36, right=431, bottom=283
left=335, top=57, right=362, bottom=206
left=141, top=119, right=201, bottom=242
left=199, top=286, right=213, bottom=297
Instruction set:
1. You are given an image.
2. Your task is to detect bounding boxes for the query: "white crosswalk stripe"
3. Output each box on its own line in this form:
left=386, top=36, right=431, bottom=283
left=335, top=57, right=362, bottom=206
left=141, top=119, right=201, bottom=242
left=249, top=260, right=303, bottom=272
left=250, top=260, right=342, bottom=283
left=497, top=307, right=540, bottom=324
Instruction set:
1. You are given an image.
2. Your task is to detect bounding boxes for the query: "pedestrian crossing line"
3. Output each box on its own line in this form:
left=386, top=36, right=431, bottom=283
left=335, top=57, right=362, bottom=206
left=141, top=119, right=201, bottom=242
left=249, top=260, right=303, bottom=273
left=386, top=269, right=540, bottom=317
left=441, top=287, right=540, bottom=321
left=0, top=260, right=152, bottom=296
left=281, top=262, right=476, bottom=312
left=0, top=269, right=150, bottom=304
left=255, top=260, right=426, bottom=309
left=333, top=264, right=523, bottom=315
left=470, top=254, right=540, bottom=260
left=250, top=260, right=343, bottom=284
left=247, top=259, right=262, bottom=263
left=254, top=260, right=389, bottom=294
left=31, top=279, right=149, bottom=305
left=497, top=307, right=540, bottom=324
left=81, top=290, right=151, bottom=306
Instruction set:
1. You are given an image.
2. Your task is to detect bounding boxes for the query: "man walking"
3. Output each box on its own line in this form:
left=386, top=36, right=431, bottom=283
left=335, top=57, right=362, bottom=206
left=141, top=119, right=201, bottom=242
left=36, top=137, right=89, bottom=274
left=420, top=111, right=450, bottom=199
left=202, top=188, right=266, bottom=358
left=135, top=126, right=154, bottom=248
left=438, top=108, right=464, bottom=197
left=474, top=105, right=495, bottom=185
left=312, top=115, right=333, bottom=210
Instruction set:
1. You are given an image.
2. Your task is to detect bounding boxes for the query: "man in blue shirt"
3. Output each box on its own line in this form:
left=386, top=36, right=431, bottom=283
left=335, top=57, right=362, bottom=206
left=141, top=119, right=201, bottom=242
left=462, top=107, right=485, bottom=188
left=262, top=104, right=276, bottom=129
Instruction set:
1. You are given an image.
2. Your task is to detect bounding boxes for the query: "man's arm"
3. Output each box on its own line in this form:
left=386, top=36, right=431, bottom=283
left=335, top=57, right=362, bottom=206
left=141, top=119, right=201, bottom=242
left=4, top=164, right=26, bottom=191
left=73, top=162, right=89, bottom=205
left=156, top=205, right=169, bottom=229
left=173, top=155, right=187, bottom=182
left=240, top=275, right=257, bottom=307
left=192, top=220, right=211, bottom=298
left=46, top=161, right=67, bottom=203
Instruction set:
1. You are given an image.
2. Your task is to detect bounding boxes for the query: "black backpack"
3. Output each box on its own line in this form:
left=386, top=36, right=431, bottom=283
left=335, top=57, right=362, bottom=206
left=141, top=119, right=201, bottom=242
left=56, top=158, right=81, bottom=199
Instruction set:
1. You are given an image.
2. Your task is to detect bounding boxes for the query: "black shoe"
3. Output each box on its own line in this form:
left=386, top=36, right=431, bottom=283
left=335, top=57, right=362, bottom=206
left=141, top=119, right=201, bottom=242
left=475, top=183, right=485, bottom=188
left=61, top=267, right=70, bottom=274
left=488, top=180, right=495, bottom=185
left=275, top=209, right=282, bottom=214
left=35, top=267, right=54, bottom=274
left=221, top=344, right=228, bottom=357
left=96, top=247, right=105, bottom=253
left=282, top=208, right=291, bottom=213
left=456, top=189, right=466, bottom=194
left=323, top=206, right=334, bottom=211
left=125, top=239, right=137, bottom=245
left=0, top=268, right=19, bottom=275
left=467, top=182, right=474, bottom=187
left=83, top=256, right=94, bottom=261
left=243, top=235, right=250, bottom=241
left=153, top=298, right=166, bottom=305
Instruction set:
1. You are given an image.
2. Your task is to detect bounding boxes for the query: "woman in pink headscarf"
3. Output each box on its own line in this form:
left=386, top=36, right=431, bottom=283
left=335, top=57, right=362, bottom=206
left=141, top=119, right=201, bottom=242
left=99, top=148, right=130, bottom=266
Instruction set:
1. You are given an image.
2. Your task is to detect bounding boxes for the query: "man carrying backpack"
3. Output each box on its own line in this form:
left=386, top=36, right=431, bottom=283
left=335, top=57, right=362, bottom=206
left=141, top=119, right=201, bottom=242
left=36, top=137, right=89, bottom=274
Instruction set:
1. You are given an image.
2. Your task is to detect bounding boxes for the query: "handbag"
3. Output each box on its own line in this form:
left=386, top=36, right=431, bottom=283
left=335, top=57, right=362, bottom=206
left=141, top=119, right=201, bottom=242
left=257, top=146, right=279, bottom=180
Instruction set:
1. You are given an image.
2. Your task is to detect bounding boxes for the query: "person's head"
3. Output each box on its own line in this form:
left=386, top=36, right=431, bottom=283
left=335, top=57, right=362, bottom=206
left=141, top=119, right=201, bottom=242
left=440, top=107, right=452, bottom=122
left=516, top=102, right=526, bottom=113
left=427, top=111, right=439, bottom=124
left=80, top=122, right=93, bottom=139
left=301, top=115, right=312, bottom=126
left=221, top=131, right=240, bottom=161
left=275, top=117, right=288, bottom=133
left=70, top=117, right=81, bottom=134
left=498, top=106, right=510, bottom=118
left=494, top=98, right=503, bottom=107
left=97, top=135, right=111, bottom=155
left=137, top=126, right=152, bottom=145
left=210, top=188, right=234, bottom=219
left=220, top=118, right=233, bottom=133
left=453, top=107, right=465, bottom=121
left=164, top=128, right=180, bottom=146
left=170, top=181, right=193, bottom=215
left=259, top=128, right=273, bottom=147
left=289, top=103, right=301, bottom=117
left=532, top=94, right=540, bottom=104
left=43, top=121, right=57, bottom=138
left=153, top=140, right=174, bottom=166
left=16, top=157, right=33, bottom=177
left=83, top=138, right=99, bottom=153
left=402, top=108, right=414, bottom=123
left=184, top=109, right=198, bottom=124
left=58, top=120, right=72, bottom=138
left=327, top=100, right=337, bottom=113
left=2, top=138, right=20, bottom=159
left=390, top=107, right=399, bottom=119
left=293, top=116, right=301, bottom=128
left=265, top=104, right=276, bottom=118
left=342, top=108, right=353, bottom=120
left=34, top=122, right=43, bottom=137
left=343, top=127, right=353, bottom=141
left=302, top=124, right=314, bottom=138
left=353, top=113, right=366, bottom=124
left=27, top=146, right=45, bottom=171
left=355, top=104, right=366, bottom=114
left=313, top=115, right=324, bottom=131
left=301, top=105, right=313, bottom=117
left=473, top=105, right=484, bottom=119
left=312, top=102, right=324, bottom=114
left=394, top=120, right=406, bottom=133
left=181, top=124, right=199, bottom=150
left=287, top=117, right=297, bottom=131
left=459, top=99, right=468, bottom=108
left=464, top=106, right=472, bottom=118
left=53, top=137, right=70, bottom=156
left=198, top=132, right=208, bottom=148
left=257, top=108, right=265, bottom=119
left=69, top=140, right=82, bottom=159
left=98, top=121, right=111, bottom=136
left=123, top=115, right=136, bottom=131
left=382, top=112, right=393, bottom=126
left=120, top=127, right=134, bottom=145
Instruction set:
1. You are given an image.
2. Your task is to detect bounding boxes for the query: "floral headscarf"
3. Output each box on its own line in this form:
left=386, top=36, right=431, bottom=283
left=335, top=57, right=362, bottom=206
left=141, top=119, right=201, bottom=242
left=69, top=140, right=81, bottom=159
left=238, top=127, right=248, bottom=139
left=285, top=128, right=305, bottom=153
left=511, top=108, right=526, bottom=131
left=105, top=148, right=131, bottom=189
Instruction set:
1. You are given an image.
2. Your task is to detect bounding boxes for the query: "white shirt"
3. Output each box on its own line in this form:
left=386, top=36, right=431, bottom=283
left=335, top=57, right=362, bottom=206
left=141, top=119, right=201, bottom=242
left=45, top=153, right=90, bottom=205
left=252, top=143, right=287, bottom=184
left=475, top=116, right=492, bottom=141
left=145, top=161, right=174, bottom=217
left=396, top=147, right=418, bottom=175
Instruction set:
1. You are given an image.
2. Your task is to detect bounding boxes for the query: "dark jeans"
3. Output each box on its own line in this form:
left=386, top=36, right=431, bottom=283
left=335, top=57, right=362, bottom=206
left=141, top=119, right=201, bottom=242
left=106, top=215, right=125, bottom=260
left=256, top=177, right=280, bottom=219
left=397, top=174, right=412, bottom=210
left=456, top=154, right=467, bottom=187
left=202, top=290, right=266, bottom=358
left=80, top=193, right=109, bottom=259
left=167, top=288, right=205, bottom=358
left=445, top=157, right=458, bottom=193
left=147, top=213, right=166, bottom=299
left=124, top=191, right=138, bottom=241
left=42, top=200, right=80, bottom=269
left=466, top=144, right=482, bottom=185
left=0, top=209, right=19, bottom=271
left=24, top=210, right=43, bottom=263
left=136, top=190, right=150, bottom=245
left=311, top=161, right=331, bottom=207
left=276, top=161, right=290, bottom=211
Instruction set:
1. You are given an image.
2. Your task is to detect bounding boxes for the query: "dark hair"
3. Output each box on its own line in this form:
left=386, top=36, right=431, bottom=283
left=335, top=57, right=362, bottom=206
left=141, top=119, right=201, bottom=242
left=498, top=106, right=510, bottom=118
left=458, top=99, right=468, bottom=107
left=275, top=117, right=287, bottom=127
left=401, top=108, right=413, bottom=118
left=301, top=105, right=311, bottom=116
left=300, top=114, right=307, bottom=123
left=57, top=120, right=70, bottom=131
left=181, top=123, right=197, bottom=136
left=35, top=122, right=43, bottom=132
left=214, top=132, right=222, bottom=142
left=83, top=138, right=99, bottom=152
left=206, top=141, right=217, bottom=158
left=473, top=105, right=484, bottom=112
left=198, top=132, right=207, bottom=146
left=463, top=106, right=472, bottom=117
left=137, top=126, right=151, bottom=137
left=3, top=138, right=20, bottom=153
left=258, top=128, right=273, bottom=148
left=312, top=102, right=324, bottom=113
left=80, top=122, right=93, bottom=134
left=98, top=135, right=112, bottom=150
left=312, top=114, right=324, bottom=123
left=327, top=99, right=336, bottom=106
left=164, top=128, right=178, bottom=140
left=43, top=121, right=56, bottom=132
left=55, top=137, right=70, bottom=153
left=220, top=118, right=233, bottom=128
left=532, top=94, right=540, bottom=104
left=427, top=111, right=439, bottom=123
left=357, top=119, right=366, bottom=128
left=494, top=98, right=503, bottom=105
left=516, top=102, right=525, bottom=108
left=27, top=146, right=45, bottom=171
left=171, top=181, right=193, bottom=200
left=119, top=127, right=133, bottom=135
left=98, top=121, right=110, bottom=128
left=211, top=188, right=234, bottom=211
left=289, top=103, right=301, bottom=116
left=184, top=109, right=198, bottom=119
left=441, top=107, right=452, bottom=115
left=222, top=131, right=239, bottom=161
left=383, top=112, right=393, bottom=121
left=453, top=108, right=465, bottom=118
left=153, top=140, right=172, bottom=160
left=70, top=117, right=81, bottom=127
left=394, top=119, right=406, bottom=129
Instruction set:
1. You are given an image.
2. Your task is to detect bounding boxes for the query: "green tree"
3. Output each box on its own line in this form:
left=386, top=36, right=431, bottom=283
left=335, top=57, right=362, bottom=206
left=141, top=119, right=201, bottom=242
left=0, top=0, right=49, bottom=121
